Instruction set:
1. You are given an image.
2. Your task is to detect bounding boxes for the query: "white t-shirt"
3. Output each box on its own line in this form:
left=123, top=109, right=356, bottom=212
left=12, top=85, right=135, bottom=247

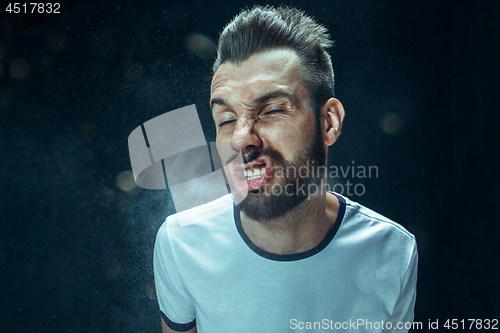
left=153, top=193, right=417, bottom=332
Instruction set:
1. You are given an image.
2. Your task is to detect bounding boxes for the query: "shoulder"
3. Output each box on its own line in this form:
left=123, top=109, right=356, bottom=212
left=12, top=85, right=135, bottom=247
left=334, top=193, right=418, bottom=285
left=162, top=194, right=233, bottom=228
left=336, top=193, right=416, bottom=247
left=155, top=194, right=234, bottom=249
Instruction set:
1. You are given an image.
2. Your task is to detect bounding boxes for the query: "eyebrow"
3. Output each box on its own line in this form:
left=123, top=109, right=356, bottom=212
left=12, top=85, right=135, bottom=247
left=210, top=89, right=299, bottom=111
left=210, top=97, right=228, bottom=111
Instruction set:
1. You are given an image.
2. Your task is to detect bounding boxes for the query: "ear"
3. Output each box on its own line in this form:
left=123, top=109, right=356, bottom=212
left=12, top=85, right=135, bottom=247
left=321, top=98, right=345, bottom=146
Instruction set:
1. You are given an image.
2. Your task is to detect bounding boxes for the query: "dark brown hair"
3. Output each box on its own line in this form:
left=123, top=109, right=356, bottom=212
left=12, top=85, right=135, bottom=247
left=213, top=6, right=335, bottom=114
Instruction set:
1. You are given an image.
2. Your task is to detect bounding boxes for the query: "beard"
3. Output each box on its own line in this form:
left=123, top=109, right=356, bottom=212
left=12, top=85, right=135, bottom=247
left=238, top=123, right=326, bottom=222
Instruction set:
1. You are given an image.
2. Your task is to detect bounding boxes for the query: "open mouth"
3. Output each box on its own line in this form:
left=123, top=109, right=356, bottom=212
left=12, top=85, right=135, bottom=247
left=244, top=165, right=266, bottom=181
left=229, top=157, right=274, bottom=191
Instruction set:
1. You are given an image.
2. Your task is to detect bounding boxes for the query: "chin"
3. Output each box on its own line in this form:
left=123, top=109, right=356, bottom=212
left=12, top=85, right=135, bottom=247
left=238, top=185, right=308, bottom=222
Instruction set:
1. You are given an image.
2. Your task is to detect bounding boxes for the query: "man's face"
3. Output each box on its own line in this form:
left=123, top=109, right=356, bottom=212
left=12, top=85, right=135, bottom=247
left=210, top=49, right=326, bottom=221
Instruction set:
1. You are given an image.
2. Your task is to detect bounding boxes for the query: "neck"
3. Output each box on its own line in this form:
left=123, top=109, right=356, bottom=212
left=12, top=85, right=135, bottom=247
left=240, top=188, right=339, bottom=255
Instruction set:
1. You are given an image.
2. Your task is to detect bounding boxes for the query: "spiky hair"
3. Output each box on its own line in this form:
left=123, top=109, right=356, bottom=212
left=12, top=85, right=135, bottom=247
left=213, top=6, right=335, bottom=113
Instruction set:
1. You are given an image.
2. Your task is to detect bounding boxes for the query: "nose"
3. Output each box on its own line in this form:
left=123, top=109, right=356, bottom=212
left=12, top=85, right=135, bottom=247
left=231, top=117, right=262, bottom=156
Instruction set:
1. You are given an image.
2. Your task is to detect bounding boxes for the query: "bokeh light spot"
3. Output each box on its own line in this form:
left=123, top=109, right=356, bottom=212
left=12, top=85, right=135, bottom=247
left=9, top=58, right=30, bottom=79
left=115, top=171, right=136, bottom=191
left=183, top=32, right=216, bottom=60
left=380, top=112, right=404, bottom=135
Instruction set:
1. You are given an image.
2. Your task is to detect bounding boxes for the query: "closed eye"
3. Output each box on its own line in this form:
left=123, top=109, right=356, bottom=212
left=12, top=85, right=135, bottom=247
left=218, top=119, right=236, bottom=127
left=259, top=109, right=285, bottom=119
left=265, top=109, right=284, bottom=114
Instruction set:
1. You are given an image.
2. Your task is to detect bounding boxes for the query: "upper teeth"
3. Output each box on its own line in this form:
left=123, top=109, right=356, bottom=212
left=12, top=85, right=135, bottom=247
left=244, top=167, right=265, bottom=180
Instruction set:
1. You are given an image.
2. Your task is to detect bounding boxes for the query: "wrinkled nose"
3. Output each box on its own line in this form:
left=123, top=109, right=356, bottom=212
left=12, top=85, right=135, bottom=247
left=231, top=117, right=262, bottom=156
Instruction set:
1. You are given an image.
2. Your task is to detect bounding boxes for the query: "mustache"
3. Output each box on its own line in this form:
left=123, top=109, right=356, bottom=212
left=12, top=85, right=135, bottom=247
left=225, top=148, right=285, bottom=165
left=243, top=149, right=261, bottom=164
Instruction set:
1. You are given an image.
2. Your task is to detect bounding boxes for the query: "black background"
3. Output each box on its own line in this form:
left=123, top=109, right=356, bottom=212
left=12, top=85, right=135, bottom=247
left=1, top=0, right=499, bottom=332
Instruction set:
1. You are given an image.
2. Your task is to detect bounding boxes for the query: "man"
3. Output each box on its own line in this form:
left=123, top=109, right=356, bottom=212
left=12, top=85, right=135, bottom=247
left=154, top=6, right=417, bottom=333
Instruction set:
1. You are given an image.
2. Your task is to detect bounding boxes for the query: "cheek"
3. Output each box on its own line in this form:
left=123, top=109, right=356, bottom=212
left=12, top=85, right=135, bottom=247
left=260, top=123, right=309, bottom=156
left=215, top=126, right=230, bottom=142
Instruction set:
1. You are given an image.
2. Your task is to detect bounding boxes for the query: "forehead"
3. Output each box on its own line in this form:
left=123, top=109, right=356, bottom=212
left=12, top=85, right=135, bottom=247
left=210, top=49, right=304, bottom=103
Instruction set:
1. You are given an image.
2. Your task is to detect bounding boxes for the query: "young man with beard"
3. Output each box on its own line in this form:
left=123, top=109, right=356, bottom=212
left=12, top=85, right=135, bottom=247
left=153, top=6, right=418, bottom=333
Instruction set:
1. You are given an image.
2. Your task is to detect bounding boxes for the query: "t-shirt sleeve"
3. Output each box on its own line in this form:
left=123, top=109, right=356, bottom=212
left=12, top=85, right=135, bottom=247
left=153, top=221, right=197, bottom=331
left=384, top=236, right=418, bottom=333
